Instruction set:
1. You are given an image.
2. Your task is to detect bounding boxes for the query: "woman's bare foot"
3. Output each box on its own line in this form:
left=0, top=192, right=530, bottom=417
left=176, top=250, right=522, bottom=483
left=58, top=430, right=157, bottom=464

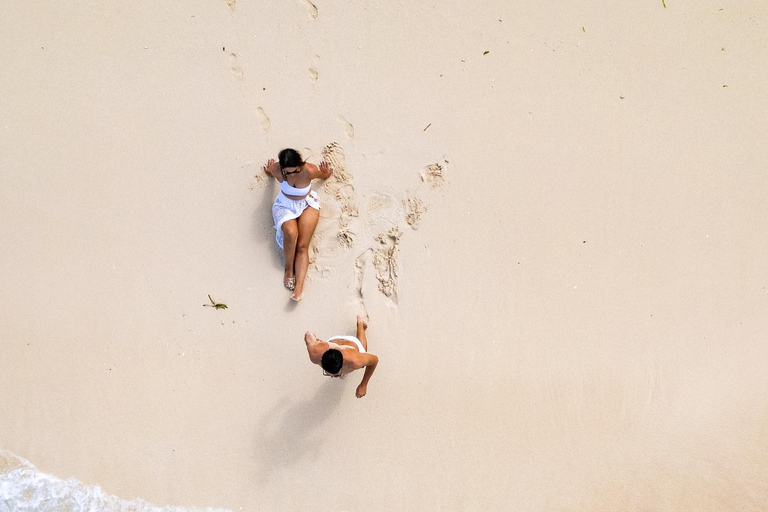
left=284, top=273, right=295, bottom=290
left=292, top=278, right=306, bottom=302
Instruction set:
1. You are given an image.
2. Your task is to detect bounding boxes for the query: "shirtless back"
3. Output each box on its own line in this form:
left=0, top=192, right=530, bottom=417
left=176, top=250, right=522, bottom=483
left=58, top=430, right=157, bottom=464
left=304, top=316, right=379, bottom=398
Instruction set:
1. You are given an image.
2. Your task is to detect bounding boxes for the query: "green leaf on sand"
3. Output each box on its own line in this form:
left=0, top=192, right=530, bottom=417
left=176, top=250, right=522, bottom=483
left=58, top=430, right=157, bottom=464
left=483, top=51, right=490, bottom=55
left=662, top=0, right=666, bottom=8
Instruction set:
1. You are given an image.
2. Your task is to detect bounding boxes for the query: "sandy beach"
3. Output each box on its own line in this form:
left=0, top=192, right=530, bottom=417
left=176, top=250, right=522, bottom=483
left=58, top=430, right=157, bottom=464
left=2, top=1, right=768, bottom=510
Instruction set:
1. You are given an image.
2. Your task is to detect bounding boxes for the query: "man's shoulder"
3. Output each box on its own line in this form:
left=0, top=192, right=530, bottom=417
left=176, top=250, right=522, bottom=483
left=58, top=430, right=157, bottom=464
left=307, top=341, right=326, bottom=362
left=350, top=351, right=376, bottom=368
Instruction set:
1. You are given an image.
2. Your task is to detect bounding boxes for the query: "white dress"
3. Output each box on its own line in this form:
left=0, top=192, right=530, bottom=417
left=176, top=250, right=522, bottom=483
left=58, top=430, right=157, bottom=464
left=271, top=190, right=321, bottom=249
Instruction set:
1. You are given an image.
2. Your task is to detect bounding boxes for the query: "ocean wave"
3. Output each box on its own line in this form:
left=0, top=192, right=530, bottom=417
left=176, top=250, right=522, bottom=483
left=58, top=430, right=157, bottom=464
left=0, top=450, right=232, bottom=512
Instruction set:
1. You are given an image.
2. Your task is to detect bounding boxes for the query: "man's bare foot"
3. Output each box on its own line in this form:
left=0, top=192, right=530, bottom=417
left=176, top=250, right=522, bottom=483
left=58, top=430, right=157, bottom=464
left=357, top=315, right=368, bottom=330
left=284, top=274, right=295, bottom=290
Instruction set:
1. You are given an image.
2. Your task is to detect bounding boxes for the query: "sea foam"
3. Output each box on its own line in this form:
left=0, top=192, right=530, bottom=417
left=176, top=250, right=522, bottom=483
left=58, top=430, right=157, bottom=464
left=0, top=450, right=232, bottom=512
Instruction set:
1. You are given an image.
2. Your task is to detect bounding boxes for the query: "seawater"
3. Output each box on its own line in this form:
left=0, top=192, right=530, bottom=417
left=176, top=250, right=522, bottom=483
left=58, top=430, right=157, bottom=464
left=0, top=450, right=232, bottom=512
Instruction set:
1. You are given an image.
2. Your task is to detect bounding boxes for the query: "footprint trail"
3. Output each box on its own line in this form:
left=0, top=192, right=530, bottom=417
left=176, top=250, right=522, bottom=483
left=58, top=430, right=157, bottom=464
left=229, top=53, right=244, bottom=81
left=303, top=142, right=447, bottom=308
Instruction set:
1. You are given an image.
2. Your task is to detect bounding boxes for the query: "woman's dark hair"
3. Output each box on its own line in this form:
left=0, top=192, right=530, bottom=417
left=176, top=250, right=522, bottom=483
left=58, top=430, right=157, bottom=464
left=321, top=349, right=343, bottom=375
left=278, top=148, right=304, bottom=169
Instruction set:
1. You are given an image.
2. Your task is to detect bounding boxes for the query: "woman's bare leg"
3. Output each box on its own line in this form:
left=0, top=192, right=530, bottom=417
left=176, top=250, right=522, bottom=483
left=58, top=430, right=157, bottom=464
left=356, top=315, right=368, bottom=351
left=281, top=220, right=299, bottom=289
left=291, top=207, right=320, bottom=301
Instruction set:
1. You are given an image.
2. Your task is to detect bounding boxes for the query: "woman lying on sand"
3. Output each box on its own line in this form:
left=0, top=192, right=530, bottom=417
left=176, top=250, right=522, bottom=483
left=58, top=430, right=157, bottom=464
left=265, top=148, right=332, bottom=301
left=304, top=316, right=379, bottom=398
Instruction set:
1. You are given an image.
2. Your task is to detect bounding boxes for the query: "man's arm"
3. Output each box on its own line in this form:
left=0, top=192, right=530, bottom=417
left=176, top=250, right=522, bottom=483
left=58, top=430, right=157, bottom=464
left=304, top=331, right=323, bottom=364
left=355, top=353, right=379, bottom=398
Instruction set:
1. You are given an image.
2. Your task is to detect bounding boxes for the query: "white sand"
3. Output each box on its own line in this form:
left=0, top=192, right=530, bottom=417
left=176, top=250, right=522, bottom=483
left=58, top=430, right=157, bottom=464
left=2, top=1, right=768, bottom=510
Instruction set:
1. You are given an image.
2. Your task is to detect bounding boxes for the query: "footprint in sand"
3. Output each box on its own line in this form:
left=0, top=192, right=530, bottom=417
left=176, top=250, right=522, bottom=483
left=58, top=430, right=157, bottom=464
left=301, top=0, right=318, bottom=19
left=352, top=227, right=403, bottom=303
left=372, top=227, right=403, bottom=300
left=335, top=184, right=359, bottom=219
left=308, top=55, right=321, bottom=85
left=307, top=143, right=359, bottom=272
left=229, top=53, right=244, bottom=81
left=403, top=192, right=428, bottom=230
left=322, top=142, right=352, bottom=183
left=354, top=248, right=373, bottom=296
left=337, top=227, right=355, bottom=248
left=420, top=162, right=446, bottom=188
left=256, top=107, right=271, bottom=132
left=321, top=142, right=359, bottom=244
left=251, top=172, right=267, bottom=190
left=322, top=145, right=358, bottom=220
left=337, top=116, right=355, bottom=139
left=308, top=67, right=319, bottom=84
left=364, top=193, right=400, bottom=226
left=243, top=162, right=267, bottom=190
left=308, top=142, right=446, bottom=305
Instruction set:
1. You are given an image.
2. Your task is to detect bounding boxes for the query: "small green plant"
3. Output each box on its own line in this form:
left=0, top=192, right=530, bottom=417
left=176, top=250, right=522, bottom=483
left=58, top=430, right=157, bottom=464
left=204, top=294, right=228, bottom=309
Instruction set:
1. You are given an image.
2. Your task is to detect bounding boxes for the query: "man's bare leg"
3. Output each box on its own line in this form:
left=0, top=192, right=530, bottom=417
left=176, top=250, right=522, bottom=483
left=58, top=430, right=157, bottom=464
left=356, top=315, right=368, bottom=351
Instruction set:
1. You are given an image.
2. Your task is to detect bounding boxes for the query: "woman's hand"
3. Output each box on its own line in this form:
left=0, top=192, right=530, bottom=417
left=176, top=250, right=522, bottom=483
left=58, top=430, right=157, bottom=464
left=319, top=161, right=333, bottom=177
left=265, top=158, right=280, bottom=179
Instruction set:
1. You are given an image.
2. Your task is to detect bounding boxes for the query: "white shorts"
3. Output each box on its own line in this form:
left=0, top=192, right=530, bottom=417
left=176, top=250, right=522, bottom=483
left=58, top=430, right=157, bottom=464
left=326, top=335, right=366, bottom=353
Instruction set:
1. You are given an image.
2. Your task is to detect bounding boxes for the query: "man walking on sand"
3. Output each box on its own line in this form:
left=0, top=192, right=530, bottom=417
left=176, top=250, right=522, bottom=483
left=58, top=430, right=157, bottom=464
left=304, top=315, right=379, bottom=398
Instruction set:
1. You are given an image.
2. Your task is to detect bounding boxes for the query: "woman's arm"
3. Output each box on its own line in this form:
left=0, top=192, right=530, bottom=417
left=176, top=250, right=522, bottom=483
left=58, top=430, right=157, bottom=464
left=307, top=161, right=333, bottom=180
left=264, top=158, right=283, bottom=181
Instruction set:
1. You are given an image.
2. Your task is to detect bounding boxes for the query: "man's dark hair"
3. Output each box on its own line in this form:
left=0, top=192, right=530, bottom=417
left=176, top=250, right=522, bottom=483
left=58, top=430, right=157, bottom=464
left=278, top=148, right=304, bottom=169
left=321, top=349, right=343, bottom=375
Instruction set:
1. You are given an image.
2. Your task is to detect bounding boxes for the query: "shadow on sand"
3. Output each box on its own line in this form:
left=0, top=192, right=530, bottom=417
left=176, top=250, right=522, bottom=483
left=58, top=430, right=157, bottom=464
left=254, top=181, right=284, bottom=271
left=252, top=379, right=345, bottom=482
